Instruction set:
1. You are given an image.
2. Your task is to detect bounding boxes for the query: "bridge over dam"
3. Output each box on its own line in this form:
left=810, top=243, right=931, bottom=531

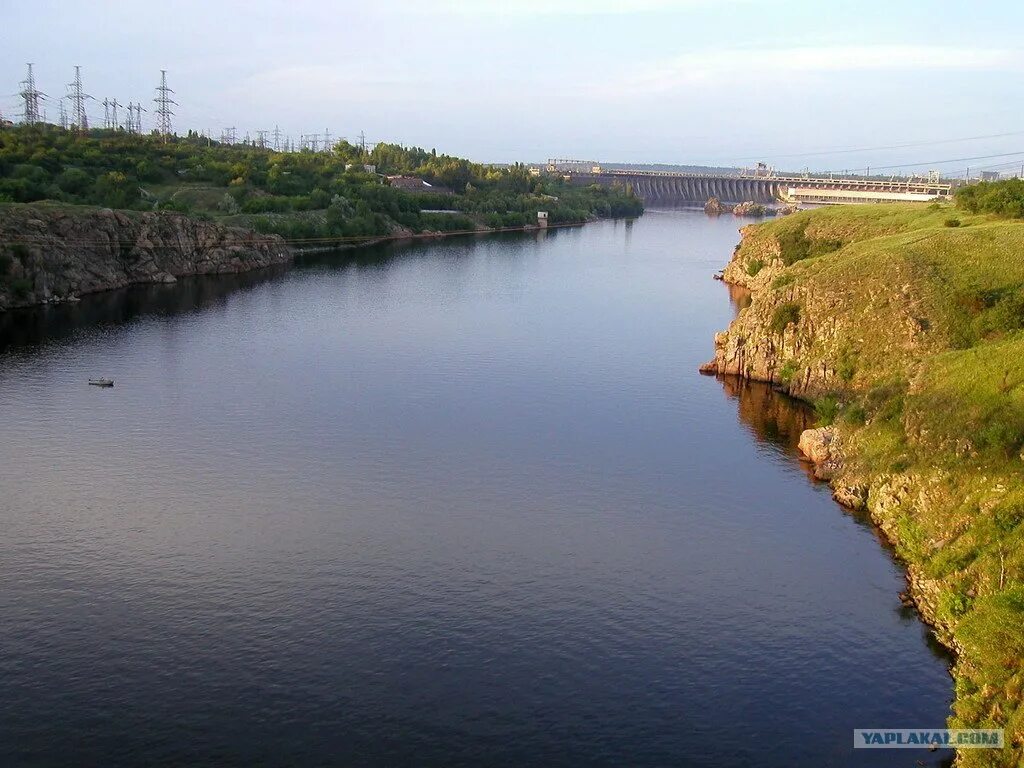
left=563, top=168, right=952, bottom=206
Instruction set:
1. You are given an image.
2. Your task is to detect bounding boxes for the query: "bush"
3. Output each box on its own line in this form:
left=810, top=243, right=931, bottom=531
left=814, top=395, right=840, bottom=426
left=772, top=273, right=795, bottom=290
left=944, top=217, right=961, bottom=227
left=9, top=277, right=32, bottom=299
left=779, top=360, right=799, bottom=383
left=770, top=301, right=801, bottom=333
left=746, top=258, right=764, bottom=277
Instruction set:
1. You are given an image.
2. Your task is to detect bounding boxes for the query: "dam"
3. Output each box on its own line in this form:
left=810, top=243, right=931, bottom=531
left=557, top=162, right=953, bottom=206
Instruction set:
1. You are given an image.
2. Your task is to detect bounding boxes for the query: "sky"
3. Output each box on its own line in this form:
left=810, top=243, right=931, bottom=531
left=1, top=0, right=1022, bottom=174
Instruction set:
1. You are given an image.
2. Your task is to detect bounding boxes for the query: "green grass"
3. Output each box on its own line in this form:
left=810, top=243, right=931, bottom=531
left=729, top=202, right=1024, bottom=766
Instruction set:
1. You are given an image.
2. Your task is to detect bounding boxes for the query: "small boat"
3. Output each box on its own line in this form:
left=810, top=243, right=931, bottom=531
left=88, top=378, right=114, bottom=388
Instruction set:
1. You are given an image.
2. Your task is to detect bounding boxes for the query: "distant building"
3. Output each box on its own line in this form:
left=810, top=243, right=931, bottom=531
left=537, top=211, right=549, bottom=228
left=980, top=171, right=1001, bottom=181
left=345, top=163, right=377, bottom=174
left=386, top=175, right=453, bottom=195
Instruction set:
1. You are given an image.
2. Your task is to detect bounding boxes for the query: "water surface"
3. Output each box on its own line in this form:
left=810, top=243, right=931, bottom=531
left=0, top=211, right=952, bottom=767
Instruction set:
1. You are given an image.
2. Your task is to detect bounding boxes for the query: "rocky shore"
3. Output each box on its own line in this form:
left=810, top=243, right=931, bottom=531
left=0, top=204, right=292, bottom=310
left=702, top=204, right=1024, bottom=765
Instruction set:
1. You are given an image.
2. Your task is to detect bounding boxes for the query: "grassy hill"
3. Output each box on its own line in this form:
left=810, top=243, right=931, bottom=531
left=711, top=197, right=1024, bottom=766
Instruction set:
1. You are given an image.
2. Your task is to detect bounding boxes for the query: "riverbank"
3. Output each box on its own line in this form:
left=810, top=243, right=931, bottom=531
left=702, top=203, right=1024, bottom=766
left=0, top=202, right=610, bottom=310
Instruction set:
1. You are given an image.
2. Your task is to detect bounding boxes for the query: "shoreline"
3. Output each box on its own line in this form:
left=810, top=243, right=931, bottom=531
left=699, top=203, right=1024, bottom=766
left=0, top=207, right=606, bottom=312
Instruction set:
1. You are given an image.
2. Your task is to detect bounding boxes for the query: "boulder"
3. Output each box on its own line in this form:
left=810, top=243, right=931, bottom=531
left=798, top=426, right=843, bottom=480
left=732, top=201, right=769, bottom=217
left=704, top=197, right=724, bottom=216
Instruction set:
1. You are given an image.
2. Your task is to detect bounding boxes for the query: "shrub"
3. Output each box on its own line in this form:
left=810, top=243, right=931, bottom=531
left=746, top=258, right=764, bottom=277
left=772, top=273, right=795, bottom=290
left=944, top=217, right=961, bottom=228
left=842, top=403, right=867, bottom=426
left=9, top=277, right=32, bottom=299
left=814, top=395, right=840, bottom=426
left=779, top=360, right=799, bottom=383
left=770, top=301, right=801, bottom=333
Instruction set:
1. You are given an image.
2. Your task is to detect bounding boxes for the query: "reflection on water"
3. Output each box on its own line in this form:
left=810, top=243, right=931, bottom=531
left=0, top=212, right=953, bottom=768
left=719, top=375, right=814, bottom=457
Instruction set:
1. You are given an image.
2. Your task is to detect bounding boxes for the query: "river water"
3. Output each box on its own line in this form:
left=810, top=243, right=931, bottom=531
left=0, top=211, right=952, bottom=767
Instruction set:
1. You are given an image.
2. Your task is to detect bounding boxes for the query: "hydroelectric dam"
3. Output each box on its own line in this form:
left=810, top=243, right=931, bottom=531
left=555, top=162, right=953, bottom=206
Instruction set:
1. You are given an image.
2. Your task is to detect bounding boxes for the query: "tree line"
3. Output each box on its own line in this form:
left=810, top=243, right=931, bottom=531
left=0, top=125, right=643, bottom=239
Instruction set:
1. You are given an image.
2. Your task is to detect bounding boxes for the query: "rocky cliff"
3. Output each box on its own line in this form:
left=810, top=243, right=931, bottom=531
left=0, top=204, right=291, bottom=310
left=703, top=204, right=1024, bottom=767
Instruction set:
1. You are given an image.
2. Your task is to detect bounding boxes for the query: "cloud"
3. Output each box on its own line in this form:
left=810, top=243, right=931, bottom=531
left=601, top=45, right=1024, bottom=94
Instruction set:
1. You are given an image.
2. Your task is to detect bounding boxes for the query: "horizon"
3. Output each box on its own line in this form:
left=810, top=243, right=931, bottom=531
left=2, top=1, right=1022, bottom=175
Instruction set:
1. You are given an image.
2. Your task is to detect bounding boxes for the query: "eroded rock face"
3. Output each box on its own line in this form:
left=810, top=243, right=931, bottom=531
left=0, top=206, right=292, bottom=309
left=798, top=426, right=843, bottom=480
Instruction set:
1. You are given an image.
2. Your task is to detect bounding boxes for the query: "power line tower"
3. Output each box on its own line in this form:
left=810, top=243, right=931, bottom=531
left=58, top=98, right=68, bottom=130
left=110, top=98, right=121, bottom=129
left=272, top=124, right=282, bottom=151
left=153, top=70, right=176, bottom=139
left=19, top=63, right=44, bottom=125
left=323, top=128, right=332, bottom=153
left=102, top=98, right=111, bottom=129
left=68, top=66, right=91, bottom=131
left=256, top=129, right=268, bottom=149
left=134, top=104, right=146, bottom=134
left=123, top=101, right=134, bottom=132
left=358, top=130, right=367, bottom=157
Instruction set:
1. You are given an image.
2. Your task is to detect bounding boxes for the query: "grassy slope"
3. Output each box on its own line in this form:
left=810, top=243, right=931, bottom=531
left=729, top=204, right=1024, bottom=766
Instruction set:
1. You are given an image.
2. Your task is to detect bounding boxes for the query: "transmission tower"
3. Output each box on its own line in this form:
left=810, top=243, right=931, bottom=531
left=110, top=98, right=121, bottom=129
left=358, top=130, right=367, bottom=157
left=272, top=125, right=282, bottom=151
left=67, top=66, right=91, bottom=131
left=134, top=104, right=146, bottom=134
left=19, top=63, right=44, bottom=125
left=102, top=98, right=111, bottom=128
left=123, top=102, right=134, bottom=132
left=256, top=129, right=268, bottom=149
left=58, top=98, right=68, bottom=130
left=323, top=128, right=331, bottom=152
left=153, top=70, right=176, bottom=139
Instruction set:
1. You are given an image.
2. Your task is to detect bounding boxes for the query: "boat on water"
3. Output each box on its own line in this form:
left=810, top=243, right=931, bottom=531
left=88, top=379, right=114, bottom=387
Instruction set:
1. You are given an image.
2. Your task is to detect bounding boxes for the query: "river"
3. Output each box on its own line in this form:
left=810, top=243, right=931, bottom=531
left=0, top=211, right=953, bottom=767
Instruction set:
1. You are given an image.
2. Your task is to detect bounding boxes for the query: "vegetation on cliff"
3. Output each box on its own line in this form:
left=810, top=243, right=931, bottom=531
left=0, top=125, right=642, bottom=241
left=709, top=189, right=1024, bottom=766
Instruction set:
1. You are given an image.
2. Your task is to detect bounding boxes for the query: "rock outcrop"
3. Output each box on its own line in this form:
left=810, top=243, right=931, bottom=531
left=704, top=197, right=724, bottom=216
left=732, top=201, right=769, bottom=217
left=0, top=205, right=291, bottom=309
left=797, top=426, right=841, bottom=480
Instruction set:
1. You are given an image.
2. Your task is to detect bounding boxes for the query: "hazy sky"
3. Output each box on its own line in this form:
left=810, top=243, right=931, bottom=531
left=2, top=0, right=1021, bottom=173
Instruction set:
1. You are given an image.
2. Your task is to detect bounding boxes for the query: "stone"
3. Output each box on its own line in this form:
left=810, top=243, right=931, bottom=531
left=0, top=207, right=292, bottom=310
left=832, top=483, right=868, bottom=510
left=704, top=197, right=724, bottom=216
left=798, top=427, right=842, bottom=480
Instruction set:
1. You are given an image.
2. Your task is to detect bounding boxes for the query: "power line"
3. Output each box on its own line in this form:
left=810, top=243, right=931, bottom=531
left=852, top=150, right=1024, bottom=174
left=730, top=130, right=1024, bottom=163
